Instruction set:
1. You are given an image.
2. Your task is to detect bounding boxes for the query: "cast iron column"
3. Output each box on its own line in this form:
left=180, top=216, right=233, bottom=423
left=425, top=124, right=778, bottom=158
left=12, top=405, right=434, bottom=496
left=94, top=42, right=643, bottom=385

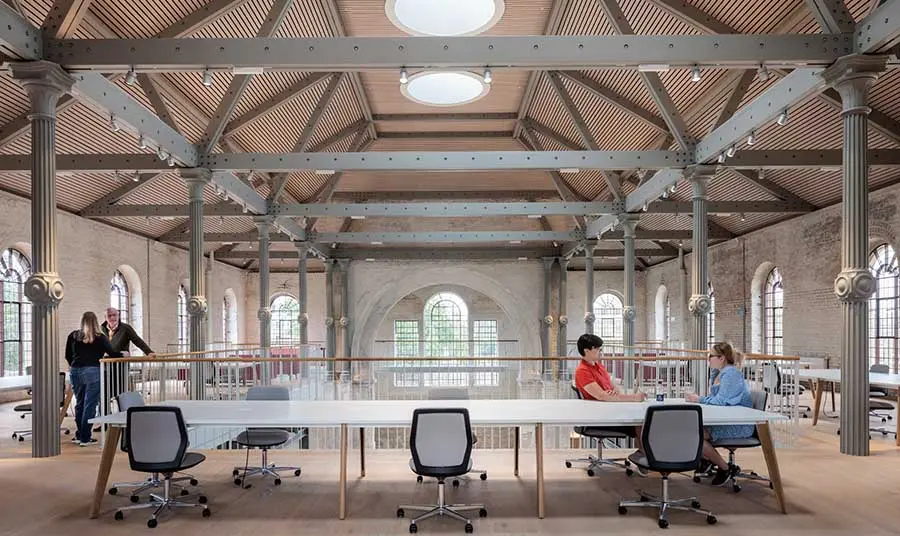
left=11, top=61, right=74, bottom=458
left=295, top=242, right=310, bottom=369
left=254, top=216, right=273, bottom=384
left=584, top=246, right=595, bottom=335
left=338, top=259, right=351, bottom=378
left=541, top=257, right=554, bottom=374
left=687, top=166, right=715, bottom=396
left=324, top=259, right=337, bottom=379
left=182, top=168, right=211, bottom=399
left=557, top=257, right=570, bottom=375
left=620, top=214, right=639, bottom=389
left=824, top=54, right=888, bottom=456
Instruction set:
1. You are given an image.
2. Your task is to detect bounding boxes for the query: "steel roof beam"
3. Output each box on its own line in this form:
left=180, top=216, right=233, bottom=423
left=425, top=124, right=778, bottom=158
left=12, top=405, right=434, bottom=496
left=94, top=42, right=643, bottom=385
left=43, top=34, right=854, bottom=71
left=727, top=149, right=900, bottom=168
left=557, top=71, right=670, bottom=133
left=373, top=112, right=518, bottom=122
left=645, top=200, right=814, bottom=214
left=805, top=0, right=855, bottom=33
left=314, top=231, right=582, bottom=244
left=222, top=73, right=332, bottom=138
left=855, top=0, right=900, bottom=51
left=0, top=153, right=170, bottom=172
left=272, top=202, right=622, bottom=218
left=81, top=204, right=249, bottom=218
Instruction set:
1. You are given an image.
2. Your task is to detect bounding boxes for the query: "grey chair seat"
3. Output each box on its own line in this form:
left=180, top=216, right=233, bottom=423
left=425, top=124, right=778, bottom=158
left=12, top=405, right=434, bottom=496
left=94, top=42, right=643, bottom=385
left=711, top=437, right=761, bottom=448
left=235, top=429, right=292, bottom=448
left=177, top=452, right=206, bottom=472
left=627, top=452, right=648, bottom=468
left=409, top=457, right=472, bottom=475
left=13, top=403, right=31, bottom=412
left=870, top=399, right=894, bottom=410
left=576, top=426, right=633, bottom=439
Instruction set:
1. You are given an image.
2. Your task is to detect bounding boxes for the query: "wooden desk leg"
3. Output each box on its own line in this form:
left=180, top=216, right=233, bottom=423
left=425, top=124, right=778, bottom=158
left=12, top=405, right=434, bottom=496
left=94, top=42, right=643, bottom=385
left=514, top=426, right=520, bottom=477
left=811, top=379, right=825, bottom=426
left=89, top=426, right=121, bottom=519
left=339, top=423, right=348, bottom=520
left=59, top=387, right=73, bottom=425
left=757, top=422, right=786, bottom=514
left=535, top=423, right=544, bottom=519
left=359, top=428, right=366, bottom=478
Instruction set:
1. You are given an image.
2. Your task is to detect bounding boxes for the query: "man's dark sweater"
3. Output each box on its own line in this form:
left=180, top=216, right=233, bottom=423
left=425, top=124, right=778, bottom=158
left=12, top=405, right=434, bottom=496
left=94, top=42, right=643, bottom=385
left=101, top=321, right=153, bottom=355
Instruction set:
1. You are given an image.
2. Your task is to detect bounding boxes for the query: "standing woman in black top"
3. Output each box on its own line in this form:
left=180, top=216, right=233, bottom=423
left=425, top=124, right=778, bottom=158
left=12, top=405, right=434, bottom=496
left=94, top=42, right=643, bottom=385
left=65, top=312, right=122, bottom=446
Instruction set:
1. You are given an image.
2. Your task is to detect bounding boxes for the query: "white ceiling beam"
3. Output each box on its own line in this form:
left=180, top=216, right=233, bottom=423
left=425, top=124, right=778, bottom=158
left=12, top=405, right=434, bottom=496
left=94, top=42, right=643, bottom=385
left=727, top=149, right=900, bottom=168
left=374, top=112, right=517, bottom=122
left=82, top=204, right=248, bottom=218
left=313, top=231, right=583, bottom=244
left=806, top=0, right=855, bottom=33
left=623, top=168, right=684, bottom=213
left=0, top=153, right=170, bottom=171
left=201, top=150, right=691, bottom=172
left=856, top=0, right=900, bottom=52
left=0, top=1, right=40, bottom=58
left=272, top=202, right=623, bottom=218
left=645, top=200, right=814, bottom=213
left=42, top=35, right=854, bottom=71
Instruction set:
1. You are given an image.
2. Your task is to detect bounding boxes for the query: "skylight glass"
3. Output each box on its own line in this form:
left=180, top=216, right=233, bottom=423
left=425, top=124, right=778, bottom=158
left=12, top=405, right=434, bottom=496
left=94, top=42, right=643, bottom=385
left=402, top=72, right=490, bottom=107
left=386, top=0, right=505, bottom=36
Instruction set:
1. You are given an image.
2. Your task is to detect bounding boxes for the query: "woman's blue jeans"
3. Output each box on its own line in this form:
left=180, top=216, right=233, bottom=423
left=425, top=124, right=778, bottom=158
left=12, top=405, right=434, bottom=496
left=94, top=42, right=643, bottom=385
left=70, top=366, right=101, bottom=442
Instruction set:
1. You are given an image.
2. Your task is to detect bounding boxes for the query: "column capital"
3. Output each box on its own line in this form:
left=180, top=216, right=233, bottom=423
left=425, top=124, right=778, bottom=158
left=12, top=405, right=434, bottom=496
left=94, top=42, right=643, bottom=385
left=24, top=272, right=65, bottom=306
left=684, top=164, right=717, bottom=181
left=822, top=54, right=889, bottom=111
left=253, top=215, right=275, bottom=235
left=180, top=167, right=212, bottom=183
left=294, top=241, right=311, bottom=255
left=834, top=268, right=876, bottom=303
left=542, top=257, right=555, bottom=270
left=324, top=258, right=337, bottom=273
left=688, top=294, right=712, bottom=316
left=186, top=295, right=208, bottom=316
left=557, top=256, right=570, bottom=270
left=617, top=213, right=640, bottom=236
left=337, top=258, right=351, bottom=271
left=9, top=61, right=75, bottom=117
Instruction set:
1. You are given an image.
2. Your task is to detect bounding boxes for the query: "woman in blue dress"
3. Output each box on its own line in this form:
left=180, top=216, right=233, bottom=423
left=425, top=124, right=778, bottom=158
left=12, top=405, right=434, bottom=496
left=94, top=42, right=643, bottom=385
left=686, top=341, right=754, bottom=485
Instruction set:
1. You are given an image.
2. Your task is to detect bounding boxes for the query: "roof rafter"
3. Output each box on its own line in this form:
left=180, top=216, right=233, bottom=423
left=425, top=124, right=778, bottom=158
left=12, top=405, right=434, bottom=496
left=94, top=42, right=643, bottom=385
left=557, top=71, right=670, bottom=134
left=222, top=73, right=332, bottom=138
left=42, top=0, right=93, bottom=39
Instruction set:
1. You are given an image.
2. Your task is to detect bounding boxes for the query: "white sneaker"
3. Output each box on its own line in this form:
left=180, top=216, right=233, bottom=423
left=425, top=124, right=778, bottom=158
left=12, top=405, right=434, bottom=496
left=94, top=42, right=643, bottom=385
left=79, top=439, right=98, bottom=447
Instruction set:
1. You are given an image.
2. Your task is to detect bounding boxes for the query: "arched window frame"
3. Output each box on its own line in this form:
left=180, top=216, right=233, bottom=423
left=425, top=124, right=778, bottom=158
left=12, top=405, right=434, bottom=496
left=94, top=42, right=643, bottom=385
left=763, top=267, right=784, bottom=355
left=110, top=270, right=130, bottom=325
left=270, top=294, right=300, bottom=346
left=593, top=293, right=624, bottom=344
left=868, top=243, right=899, bottom=372
left=176, top=285, right=188, bottom=349
left=0, top=248, right=31, bottom=376
left=423, top=292, right=469, bottom=358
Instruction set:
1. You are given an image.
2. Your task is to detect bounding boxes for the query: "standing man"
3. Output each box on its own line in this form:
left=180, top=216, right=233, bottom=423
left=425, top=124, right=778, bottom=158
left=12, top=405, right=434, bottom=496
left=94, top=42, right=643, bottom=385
left=100, top=307, right=155, bottom=417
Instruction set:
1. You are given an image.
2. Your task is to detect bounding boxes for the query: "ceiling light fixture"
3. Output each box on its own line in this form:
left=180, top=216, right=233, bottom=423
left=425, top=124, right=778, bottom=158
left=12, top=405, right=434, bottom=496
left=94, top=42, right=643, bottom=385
left=726, top=145, right=736, bottom=158
left=517, top=257, right=528, bottom=261
left=757, top=64, right=769, bottom=82
left=202, top=69, right=213, bottom=87
left=109, top=115, right=120, bottom=132
left=132, top=173, right=140, bottom=182
left=527, top=214, right=542, bottom=219
left=509, top=240, right=521, bottom=244
left=717, top=153, right=726, bottom=164
left=777, top=109, right=789, bottom=126
left=746, top=131, right=756, bottom=146
left=483, top=67, right=492, bottom=84
left=740, top=213, right=746, bottom=222
left=690, top=65, right=701, bottom=83
left=125, top=68, right=137, bottom=86
left=668, top=183, right=677, bottom=194
left=370, top=241, right=383, bottom=245
left=638, top=64, right=670, bottom=72
left=386, top=0, right=505, bottom=36
left=350, top=215, right=366, bottom=220
left=400, top=68, right=409, bottom=85
left=315, top=169, right=336, bottom=175
left=157, top=148, right=168, bottom=161
left=137, top=134, right=147, bottom=149
left=167, top=156, right=176, bottom=167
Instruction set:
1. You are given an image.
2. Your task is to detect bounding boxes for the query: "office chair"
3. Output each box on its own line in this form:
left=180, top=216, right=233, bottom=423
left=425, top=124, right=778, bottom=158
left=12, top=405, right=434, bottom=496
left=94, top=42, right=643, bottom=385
left=415, top=388, right=487, bottom=486
left=12, top=372, right=71, bottom=441
left=108, top=391, right=199, bottom=502
left=398, top=408, right=487, bottom=534
left=113, top=406, right=210, bottom=528
left=693, top=390, right=774, bottom=493
left=232, top=385, right=302, bottom=487
left=869, top=364, right=895, bottom=422
left=618, top=405, right=717, bottom=528
left=762, top=362, right=811, bottom=418
left=564, top=384, right=635, bottom=476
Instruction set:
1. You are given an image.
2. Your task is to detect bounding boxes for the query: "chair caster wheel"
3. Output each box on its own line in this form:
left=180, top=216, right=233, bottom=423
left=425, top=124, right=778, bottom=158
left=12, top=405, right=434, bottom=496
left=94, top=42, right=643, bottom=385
left=707, top=515, right=717, bottom=525
left=202, top=508, right=211, bottom=518
left=464, top=523, right=473, bottom=533
left=109, top=487, right=118, bottom=495
left=624, top=460, right=630, bottom=466
left=131, top=495, right=141, bottom=503
left=409, top=523, right=417, bottom=533
left=233, top=469, right=240, bottom=476
left=691, top=500, right=701, bottom=508
left=274, top=478, right=282, bottom=485
left=480, top=473, right=487, bottom=481
left=732, top=484, right=742, bottom=493
left=397, top=508, right=405, bottom=518
left=18, top=436, right=24, bottom=442
left=452, top=479, right=460, bottom=487
left=479, top=508, right=487, bottom=517
left=618, top=506, right=627, bottom=515
left=658, top=518, right=669, bottom=529
left=199, top=496, right=207, bottom=504
left=190, top=478, right=198, bottom=486
left=639, top=495, right=649, bottom=502
left=181, top=489, right=189, bottom=496
left=769, top=482, right=774, bottom=489
left=564, top=461, right=572, bottom=468
left=148, top=518, right=158, bottom=528
left=692, top=475, right=701, bottom=483
left=114, top=511, right=124, bottom=521
left=586, top=469, right=595, bottom=477
left=416, top=475, right=423, bottom=483
left=294, top=469, right=302, bottom=476
left=234, top=478, right=242, bottom=486
left=626, top=468, right=634, bottom=476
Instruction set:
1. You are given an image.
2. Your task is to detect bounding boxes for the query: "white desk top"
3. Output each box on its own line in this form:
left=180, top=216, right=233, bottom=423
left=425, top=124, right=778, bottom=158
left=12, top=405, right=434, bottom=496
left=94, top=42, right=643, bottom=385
left=798, top=368, right=900, bottom=388
left=0, top=375, right=31, bottom=392
left=92, top=398, right=782, bottom=428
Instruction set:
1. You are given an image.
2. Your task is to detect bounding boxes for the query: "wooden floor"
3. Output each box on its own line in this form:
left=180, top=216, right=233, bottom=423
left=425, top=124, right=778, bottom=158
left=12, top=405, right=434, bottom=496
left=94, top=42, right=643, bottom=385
left=0, top=401, right=898, bottom=536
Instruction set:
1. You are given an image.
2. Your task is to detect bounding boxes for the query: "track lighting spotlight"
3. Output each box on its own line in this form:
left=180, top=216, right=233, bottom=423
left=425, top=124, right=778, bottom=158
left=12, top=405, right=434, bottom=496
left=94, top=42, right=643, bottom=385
left=157, top=148, right=168, bottom=161
left=668, top=183, right=677, bottom=194
left=717, top=153, right=726, bottom=164
left=642, top=202, right=648, bottom=212
left=777, top=109, right=789, bottom=126
left=691, top=65, right=701, bottom=83
left=483, top=68, right=492, bottom=84
left=400, top=68, right=409, bottom=85
left=125, top=68, right=137, bottom=86
left=726, top=145, right=736, bottom=158
left=167, top=156, right=175, bottom=167
left=202, top=69, right=213, bottom=87
left=109, top=115, right=120, bottom=132
left=757, top=65, right=769, bottom=82
left=132, top=173, right=140, bottom=182
left=138, top=134, right=147, bottom=149
left=740, top=213, right=746, bottom=222
left=747, top=131, right=755, bottom=146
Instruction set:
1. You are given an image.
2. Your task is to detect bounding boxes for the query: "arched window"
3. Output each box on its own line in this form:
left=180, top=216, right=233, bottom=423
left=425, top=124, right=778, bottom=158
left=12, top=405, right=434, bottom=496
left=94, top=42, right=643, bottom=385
left=424, top=292, right=469, bottom=357
left=1, top=248, right=31, bottom=376
left=271, top=295, right=300, bottom=346
left=764, top=267, right=784, bottom=355
left=593, top=293, right=623, bottom=344
left=869, top=244, right=899, bottom=372
left=176, top=285, right=188, bottom=348
left=708, top=281, right=716, bottom=347
left=110, top=270, right=129, bottom=325
left=223, top=292, right=238, bottom=345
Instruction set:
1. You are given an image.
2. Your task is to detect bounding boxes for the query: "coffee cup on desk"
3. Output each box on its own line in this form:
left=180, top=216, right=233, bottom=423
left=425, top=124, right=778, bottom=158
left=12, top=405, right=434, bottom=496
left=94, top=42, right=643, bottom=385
left=655, top=393, right=665, bottom=402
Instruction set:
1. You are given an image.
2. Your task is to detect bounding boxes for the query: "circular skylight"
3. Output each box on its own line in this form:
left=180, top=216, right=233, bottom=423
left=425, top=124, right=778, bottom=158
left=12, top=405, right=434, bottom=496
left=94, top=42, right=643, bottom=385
left=401, top=71, right=490, bottom=107
left=386, top=0, right=505, bottom=36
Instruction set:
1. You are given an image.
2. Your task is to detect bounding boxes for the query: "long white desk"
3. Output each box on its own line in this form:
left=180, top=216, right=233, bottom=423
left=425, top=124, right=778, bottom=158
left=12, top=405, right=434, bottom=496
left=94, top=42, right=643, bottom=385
left=90, top=399, right=786, bottom=519
left=0, top=375, right=31, bottom=393
left=798, top=368, right=900, bottom=446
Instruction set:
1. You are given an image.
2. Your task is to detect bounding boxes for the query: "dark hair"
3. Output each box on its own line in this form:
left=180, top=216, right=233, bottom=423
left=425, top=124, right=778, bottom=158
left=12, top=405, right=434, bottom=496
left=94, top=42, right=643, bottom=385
left=577, top=333, right=603, bottom=356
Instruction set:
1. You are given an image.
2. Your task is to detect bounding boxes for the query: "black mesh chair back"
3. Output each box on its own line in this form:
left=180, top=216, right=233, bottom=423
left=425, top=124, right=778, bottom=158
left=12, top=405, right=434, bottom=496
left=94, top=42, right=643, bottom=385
left=116, top=391, right=145, bottom=452
left=126, top=406, right=189, bottom=475
left=409, top=408, right=473, bottom=479
left=642, top=405, right=704, bottom=473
